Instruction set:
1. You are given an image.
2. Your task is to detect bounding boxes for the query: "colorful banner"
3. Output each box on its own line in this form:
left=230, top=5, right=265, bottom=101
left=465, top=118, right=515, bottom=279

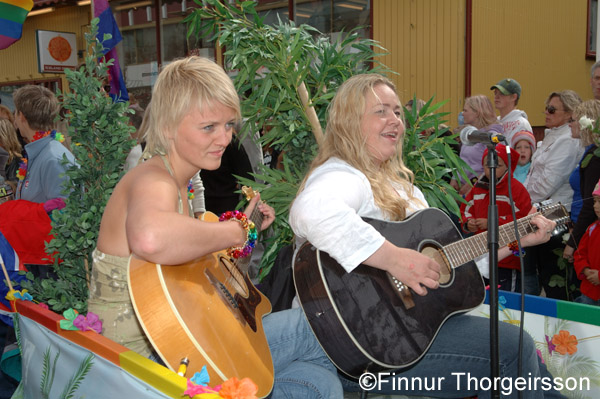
left=15, top=314, right=173, bottom=398
left=468, top=291, right=600, bottom=398
left=93, top=0, right=129, bottom=101
left=0, top=0, right=33, bottom=50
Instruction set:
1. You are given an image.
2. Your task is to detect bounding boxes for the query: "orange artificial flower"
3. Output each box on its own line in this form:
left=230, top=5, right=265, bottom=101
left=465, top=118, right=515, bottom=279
left=551, top=330, right=578, bottom=355
left=218, top=377, right=258, bottom=399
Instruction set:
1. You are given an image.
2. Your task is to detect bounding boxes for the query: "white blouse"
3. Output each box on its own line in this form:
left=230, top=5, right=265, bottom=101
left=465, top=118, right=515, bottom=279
left=289, top=157, right=428, bottom=273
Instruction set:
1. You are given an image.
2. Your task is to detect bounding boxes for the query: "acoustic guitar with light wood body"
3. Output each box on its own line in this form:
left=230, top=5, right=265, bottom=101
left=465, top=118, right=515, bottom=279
left=128, top=187, right=273, bottom=397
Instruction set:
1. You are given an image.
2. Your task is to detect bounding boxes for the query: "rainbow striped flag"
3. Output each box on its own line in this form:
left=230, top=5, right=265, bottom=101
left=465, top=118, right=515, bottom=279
left=0, top=0, right=34, bottom=50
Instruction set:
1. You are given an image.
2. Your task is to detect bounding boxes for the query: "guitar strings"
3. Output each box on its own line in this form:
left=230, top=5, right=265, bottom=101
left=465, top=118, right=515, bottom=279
left=443, top=203, right=566, bottom=268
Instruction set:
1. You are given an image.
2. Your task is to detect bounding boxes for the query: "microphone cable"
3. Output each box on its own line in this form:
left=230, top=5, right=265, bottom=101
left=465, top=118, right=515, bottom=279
left=504, top=144, right=526, bottom=399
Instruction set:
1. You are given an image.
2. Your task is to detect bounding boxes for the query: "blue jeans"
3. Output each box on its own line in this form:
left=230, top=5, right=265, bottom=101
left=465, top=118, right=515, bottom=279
left=264, top=308, right=343, bottom=398
left=340, top=315, right=566, bottom=399
left=575, top=294, right=600, bottom=306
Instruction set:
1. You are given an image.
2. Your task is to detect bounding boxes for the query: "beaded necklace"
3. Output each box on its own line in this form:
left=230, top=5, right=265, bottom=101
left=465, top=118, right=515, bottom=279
left=16, top=130, right=65, bottom=181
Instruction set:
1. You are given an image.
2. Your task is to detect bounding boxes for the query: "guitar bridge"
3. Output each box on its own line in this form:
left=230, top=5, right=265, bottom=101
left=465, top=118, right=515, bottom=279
left=388, top=275, right=415, bottom=309
left=204, top=268, right=246, bottom=327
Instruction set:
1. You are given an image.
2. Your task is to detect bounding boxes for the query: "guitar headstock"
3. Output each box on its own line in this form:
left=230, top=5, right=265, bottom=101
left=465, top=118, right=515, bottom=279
left=537, top=202, right=572, bottom=236
left=241, top=186, right=258, bottom=201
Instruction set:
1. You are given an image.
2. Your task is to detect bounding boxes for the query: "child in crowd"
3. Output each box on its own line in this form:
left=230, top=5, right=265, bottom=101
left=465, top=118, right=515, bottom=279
left=510, top=130, right=536, bottom=184
left=461, top=143, right=533, bottom=291
left=573, top=178, right=600, bottom=306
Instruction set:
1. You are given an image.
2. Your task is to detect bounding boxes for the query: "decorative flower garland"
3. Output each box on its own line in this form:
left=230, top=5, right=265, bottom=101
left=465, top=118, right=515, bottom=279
left=5, top=290, right=102, bottom=334
left=218, top=210, right=257, bottom=259
left=507, top=240, right=525, bottom=257
left=183, top=365, right=258, bottom=399
left=187, top=179, right=195, bottom=200
left=16, top=130, right=66, bottom=181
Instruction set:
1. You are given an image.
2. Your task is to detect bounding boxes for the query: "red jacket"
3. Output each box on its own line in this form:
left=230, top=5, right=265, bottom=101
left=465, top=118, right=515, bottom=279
left=574, top=220, right=600, bottom=301
left=460, top=173, right=533, bottom=270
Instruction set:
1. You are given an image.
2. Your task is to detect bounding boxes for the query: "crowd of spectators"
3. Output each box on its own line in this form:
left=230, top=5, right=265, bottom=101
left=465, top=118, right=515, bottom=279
left=450, top=69, right=600, bottom=305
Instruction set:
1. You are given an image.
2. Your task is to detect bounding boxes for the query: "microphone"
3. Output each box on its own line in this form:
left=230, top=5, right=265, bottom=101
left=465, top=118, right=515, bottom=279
left=460, top=125, right=506, bottom=146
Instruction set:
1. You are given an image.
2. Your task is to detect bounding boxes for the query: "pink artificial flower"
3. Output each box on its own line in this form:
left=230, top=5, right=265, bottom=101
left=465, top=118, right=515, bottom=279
left=184, top=379, right=220, bottom=397
left=38, top=303, right=49, bottom=310
left=545, top=335, right=556, bottom=355
left=73, top=312, right=102, bottom=334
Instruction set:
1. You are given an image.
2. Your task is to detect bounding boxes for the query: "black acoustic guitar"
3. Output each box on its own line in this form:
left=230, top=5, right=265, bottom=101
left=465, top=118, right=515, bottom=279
left=293, top=204, right=569, bottom=378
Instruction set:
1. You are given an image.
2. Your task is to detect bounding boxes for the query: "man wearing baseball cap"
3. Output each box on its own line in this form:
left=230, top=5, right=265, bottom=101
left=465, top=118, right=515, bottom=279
left=490, top=78, right=532, bottom=143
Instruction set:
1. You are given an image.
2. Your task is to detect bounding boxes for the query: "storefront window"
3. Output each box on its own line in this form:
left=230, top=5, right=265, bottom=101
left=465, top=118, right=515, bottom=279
left=0, top=80, right=62, bottom=111
left=111, top=0, right=371, bottom=106
left=294, top=0, right=370, bottom=38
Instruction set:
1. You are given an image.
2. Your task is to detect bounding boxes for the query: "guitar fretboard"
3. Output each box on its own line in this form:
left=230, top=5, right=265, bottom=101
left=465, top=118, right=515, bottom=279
left=443, top=212, right=540, bottom=268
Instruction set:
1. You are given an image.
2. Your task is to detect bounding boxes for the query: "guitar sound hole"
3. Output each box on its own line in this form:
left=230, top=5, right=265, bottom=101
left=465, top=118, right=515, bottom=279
left=421, top=245, right=452, bottom=285
left=218, top=256, right=249, bottom=297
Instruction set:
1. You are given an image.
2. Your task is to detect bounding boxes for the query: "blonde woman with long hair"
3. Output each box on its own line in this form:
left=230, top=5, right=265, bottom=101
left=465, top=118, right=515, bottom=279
left=290, top=73, right=562, bottom=398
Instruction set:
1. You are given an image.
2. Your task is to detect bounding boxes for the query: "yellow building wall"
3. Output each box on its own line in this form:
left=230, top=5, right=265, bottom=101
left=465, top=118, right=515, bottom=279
left=374, top=0, right=596, bottom=129
left=470, top=0, right=593, bottom=127
left=0, top=6, right=90, bottom=91
left=373, top=0, right=466, bottom=128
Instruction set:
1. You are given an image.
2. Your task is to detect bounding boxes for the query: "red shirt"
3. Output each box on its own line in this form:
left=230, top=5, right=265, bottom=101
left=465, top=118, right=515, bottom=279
left=574, top=220, right=600, bottom=300
left=460, top=173, right=533, bottom=270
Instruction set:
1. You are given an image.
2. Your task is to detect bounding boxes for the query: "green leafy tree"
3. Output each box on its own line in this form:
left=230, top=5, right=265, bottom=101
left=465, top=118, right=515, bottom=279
left=19, top=19, right=135, bottom=313
left=186, top=0, right=467, bottom=279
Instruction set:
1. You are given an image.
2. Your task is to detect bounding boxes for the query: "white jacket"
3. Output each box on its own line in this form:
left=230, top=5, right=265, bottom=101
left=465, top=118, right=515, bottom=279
left=498, top=109, right=532, bottom=143
left=524, top=124, right=584, bottom=212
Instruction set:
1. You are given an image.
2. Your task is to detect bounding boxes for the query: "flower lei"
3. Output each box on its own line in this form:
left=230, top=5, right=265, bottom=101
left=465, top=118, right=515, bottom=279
left=187, top=179, right=195, bottom=200
left=16, top=130, right=65, bottom=181
left=184, top=365, right=258, bottom=399
left=218, top=210, right=257, bottom=259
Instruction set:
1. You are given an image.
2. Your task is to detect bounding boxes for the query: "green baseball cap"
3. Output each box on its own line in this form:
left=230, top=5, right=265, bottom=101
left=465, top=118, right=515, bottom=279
left=490, top=78, right=522, bottom=99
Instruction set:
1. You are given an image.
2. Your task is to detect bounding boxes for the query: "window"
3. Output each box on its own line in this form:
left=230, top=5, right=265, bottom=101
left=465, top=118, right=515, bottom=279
left=0, top=80, right=62, bottom=111
left=293, top=0, right=370, bottom=37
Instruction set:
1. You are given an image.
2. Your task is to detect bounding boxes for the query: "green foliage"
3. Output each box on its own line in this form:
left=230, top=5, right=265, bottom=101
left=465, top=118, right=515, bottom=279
left=186, top=0, right=465, bottom=278
left=402, top=96, right=467, bottom=216
left=19, top=19, right=135, bottom=313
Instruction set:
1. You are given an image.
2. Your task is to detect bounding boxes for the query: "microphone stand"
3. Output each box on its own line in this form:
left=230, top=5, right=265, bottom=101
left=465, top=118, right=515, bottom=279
left=485, top=143, right=500, bottom=399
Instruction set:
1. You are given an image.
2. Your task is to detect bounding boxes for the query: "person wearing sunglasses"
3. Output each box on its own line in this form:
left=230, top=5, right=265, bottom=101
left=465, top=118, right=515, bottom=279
left=524, top=90, right=584, bottom=300
left=490, top=78, right=532, bottom=143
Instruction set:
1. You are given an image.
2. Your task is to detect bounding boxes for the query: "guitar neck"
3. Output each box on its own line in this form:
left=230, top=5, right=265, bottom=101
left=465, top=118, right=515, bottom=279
left=444, top=212, right=541, bottom=266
